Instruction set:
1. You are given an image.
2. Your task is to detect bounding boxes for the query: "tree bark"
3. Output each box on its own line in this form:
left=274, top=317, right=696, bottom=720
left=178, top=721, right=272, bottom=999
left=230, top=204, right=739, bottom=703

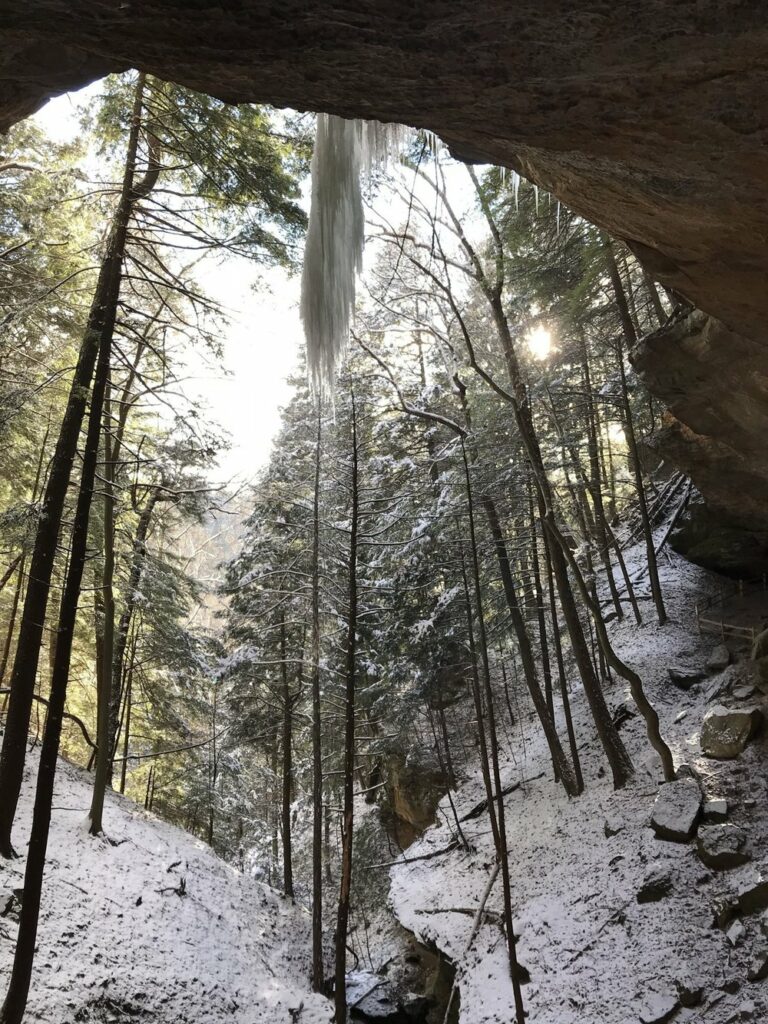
left=280, top=612, right=294, bottom=898
left=334, top=393, right=359, bottom=1024
left=310, top=407, right=324, bottom=993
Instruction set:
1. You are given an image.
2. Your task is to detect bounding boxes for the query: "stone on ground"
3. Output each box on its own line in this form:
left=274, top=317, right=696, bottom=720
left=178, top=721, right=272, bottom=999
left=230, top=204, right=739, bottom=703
left=708, top=644, right=731, bottom=672
left=700, top=704, right=764, bottom=759
left=727, top=920, right=747, bottom=946
left=651, top=779, right=702, bottom=842
left=735, top=865, right=768, bottom=914
left=733, top=683, right=758, bottom=701
left=748, top=948, right=768, bottom=983
left=676, top=976, right=705, bottom=1007
left=697, top=824, right=751, bottom=870
left=703, top=798, right=729, bottom=822
left=638, top=992, right=679, bottom=1023
left=668, top=663, right=706, bottom=690
left=637, top=868, right=674, bottom=904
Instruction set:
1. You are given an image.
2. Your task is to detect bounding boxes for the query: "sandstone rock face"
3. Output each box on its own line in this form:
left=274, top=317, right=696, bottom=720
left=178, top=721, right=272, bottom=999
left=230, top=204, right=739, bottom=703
left=701, top=704, right=764, bottom=759
left=2, top=4, right=768, bottom=337
left=650, top=779, right=701, bottom=842
left=633, top=314, right=768, bottom=573
left=4, top=5, right=768, bottom=562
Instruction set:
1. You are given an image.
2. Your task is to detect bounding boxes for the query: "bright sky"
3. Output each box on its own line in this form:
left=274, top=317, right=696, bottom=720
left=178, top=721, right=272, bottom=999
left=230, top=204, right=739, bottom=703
left=33, top=85, right=304, bottom=485
left=31, top=83, right=486, bottom=486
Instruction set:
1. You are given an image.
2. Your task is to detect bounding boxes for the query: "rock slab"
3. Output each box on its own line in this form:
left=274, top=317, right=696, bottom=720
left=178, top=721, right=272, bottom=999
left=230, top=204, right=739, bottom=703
left=700, top=704, right=763, bottom=759
left=651, top=779, right=702, bottom=842
left=697, top=824, right=751, bottom=870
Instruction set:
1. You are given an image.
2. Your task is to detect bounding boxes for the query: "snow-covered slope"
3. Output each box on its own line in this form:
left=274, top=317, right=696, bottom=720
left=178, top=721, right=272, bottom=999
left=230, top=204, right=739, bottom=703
left=0, top=755, right=331, bottom=1023
left=390, top=556, right=768, bottom=1023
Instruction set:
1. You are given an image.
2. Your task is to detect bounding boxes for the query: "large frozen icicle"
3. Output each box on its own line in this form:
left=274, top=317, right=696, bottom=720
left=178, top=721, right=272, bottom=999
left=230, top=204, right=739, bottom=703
left=300, top=113, right=404, bottom=389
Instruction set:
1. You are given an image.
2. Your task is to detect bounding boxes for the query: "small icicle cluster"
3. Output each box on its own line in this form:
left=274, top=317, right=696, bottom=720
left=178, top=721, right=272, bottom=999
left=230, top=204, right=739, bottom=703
left=300, top=114, right=405, bottom=391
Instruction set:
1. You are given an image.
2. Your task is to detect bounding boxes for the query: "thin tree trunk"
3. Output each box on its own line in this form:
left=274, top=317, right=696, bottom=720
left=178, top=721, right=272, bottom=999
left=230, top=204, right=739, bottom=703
left=578, top=332, right=624, bottom=620
left=118, top=633, right=136, bottom=795
left=280, top=612, right=294, bottom=898
left=88, top=384, right=116, bottom=834
left=461, top=439, right=526, bottom=1024
left=605, top=242, right=667, bottom=625
left=334, top=393, right=359, bottom=1024
left=542, top=541, right=583, bottom=791
left=310, top=407, right=324, bottom=993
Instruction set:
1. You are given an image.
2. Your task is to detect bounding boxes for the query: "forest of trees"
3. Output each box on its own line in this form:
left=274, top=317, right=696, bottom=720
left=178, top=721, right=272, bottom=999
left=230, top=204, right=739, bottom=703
left=0, top=72, right=684, bottom=1024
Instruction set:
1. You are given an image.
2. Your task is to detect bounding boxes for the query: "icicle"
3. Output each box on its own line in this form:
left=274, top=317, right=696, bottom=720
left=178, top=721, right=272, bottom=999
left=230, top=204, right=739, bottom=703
left=512, top=170, right=520, bottom=210
left=556, top=200, right=561, bottom=235
left=300, top=114, right=404, bottom=390
left=534, top=184, right=540, bottom=215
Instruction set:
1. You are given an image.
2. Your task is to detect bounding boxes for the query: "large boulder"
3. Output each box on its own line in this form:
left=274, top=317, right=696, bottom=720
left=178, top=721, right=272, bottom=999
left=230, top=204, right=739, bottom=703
left=700, top=704, right=764, bottom=759
left=696, top=824, right=751, bottom=870
left=650, top=779, right=702, bottom=842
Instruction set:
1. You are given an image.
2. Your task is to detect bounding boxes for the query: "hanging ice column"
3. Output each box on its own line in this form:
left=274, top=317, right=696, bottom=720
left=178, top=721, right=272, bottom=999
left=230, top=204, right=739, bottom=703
left=300, top=114, right=404, bottom=389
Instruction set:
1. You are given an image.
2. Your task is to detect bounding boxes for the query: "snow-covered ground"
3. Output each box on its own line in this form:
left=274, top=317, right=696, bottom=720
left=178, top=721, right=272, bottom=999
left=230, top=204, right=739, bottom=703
left=390, top=554, right=768, bottom=1023
left=0, top=755, right=332, bottom=1023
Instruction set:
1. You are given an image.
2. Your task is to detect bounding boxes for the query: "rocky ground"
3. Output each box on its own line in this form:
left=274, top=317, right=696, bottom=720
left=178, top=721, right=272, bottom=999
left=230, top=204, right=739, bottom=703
left=389, top=553, right=768, bottom=1024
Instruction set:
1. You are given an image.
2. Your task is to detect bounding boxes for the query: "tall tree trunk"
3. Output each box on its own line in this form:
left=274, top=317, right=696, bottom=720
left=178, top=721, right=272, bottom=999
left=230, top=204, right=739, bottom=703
left=577, top=332, right=624, bottom=620
left=118, top=632, right=136, bottom=795
left=280, top=612, right=294, bottom=898
left=310, top=408, right=324, bottom=993
left=543, top=541, right=584, bottom=792
left=454, top=378, right=576, bottom=795
left=0, top=72, right=149, bottom=858
left=461, top=439, right=526, bottom=1024
left=88, top=385, right=116, bottom=834
left=334, top=393, right=359, bottom=1024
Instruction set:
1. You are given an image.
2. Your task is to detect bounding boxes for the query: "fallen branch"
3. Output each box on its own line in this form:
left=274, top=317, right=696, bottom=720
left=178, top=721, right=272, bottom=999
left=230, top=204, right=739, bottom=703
left=460, top=772, right=545, bottom=822
left=442, top=863, right=501, bottom=1024
left=368, top=838, right=459, bottom=870
left=417, top=906, right=504, bottom=927
left=564, top=904, right=628, bottom=968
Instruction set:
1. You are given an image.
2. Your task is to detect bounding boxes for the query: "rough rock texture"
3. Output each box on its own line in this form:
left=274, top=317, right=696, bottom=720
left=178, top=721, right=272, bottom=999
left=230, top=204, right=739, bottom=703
left=1, top=3, right=768, bottom=334
left=650, top=779, right=702, bottom=842
left=701, top=704, right=764, bottom=759
left=4, top=5, right=768, bottom=564
left=633, top=313, right=768, bottom=573
left=734, top=864, right=768, bottom=914
left=668, top=662, right=706, bottom=690
left=637, top=868, right=674, bottom=904
left=708, top=645, right=732, bottom=673
left=384, top=755, right=445, bottom=848
left=696, top=824, right=751, bottom=870
left=703, top=798, right=730, bottom=822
